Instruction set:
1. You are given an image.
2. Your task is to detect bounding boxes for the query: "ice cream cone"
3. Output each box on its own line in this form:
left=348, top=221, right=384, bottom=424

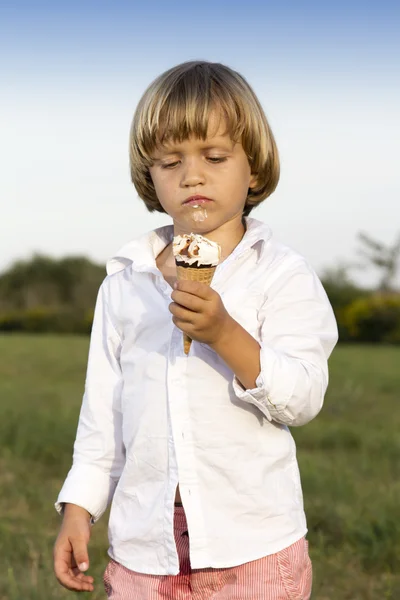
left=173, top=233, right=221, bottom=355
left=175, top=265, right=216, bottom=285
left=175, top=264, right=217, bottom=354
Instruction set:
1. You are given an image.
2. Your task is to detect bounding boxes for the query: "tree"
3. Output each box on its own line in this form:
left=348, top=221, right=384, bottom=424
left=355, top=232, right=400, bottom=292
left=0, top=254, right=105, bottom=311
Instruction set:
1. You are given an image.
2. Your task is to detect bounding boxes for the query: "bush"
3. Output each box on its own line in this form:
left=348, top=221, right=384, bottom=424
left=320, top=269, right=371, bottom=342
left=343, top=293, right=400, bottom=343
left=0, top=253, right=104, bottom=312
left=0, top=307, right=93, bottom=334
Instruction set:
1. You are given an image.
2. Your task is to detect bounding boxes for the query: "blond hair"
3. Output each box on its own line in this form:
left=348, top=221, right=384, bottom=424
left=129, top=61, right=280, bottom=216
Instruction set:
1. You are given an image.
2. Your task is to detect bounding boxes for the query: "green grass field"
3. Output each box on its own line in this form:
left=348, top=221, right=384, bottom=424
left=0, top=335, right=399, bottom=599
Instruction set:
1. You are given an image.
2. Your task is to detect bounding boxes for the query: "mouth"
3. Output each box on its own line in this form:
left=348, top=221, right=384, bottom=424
left=183, top=195, right=213, bottom=206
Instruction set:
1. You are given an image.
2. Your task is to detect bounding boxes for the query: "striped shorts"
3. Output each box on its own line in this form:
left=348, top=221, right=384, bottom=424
left=103, top=505, right=312, bottom=600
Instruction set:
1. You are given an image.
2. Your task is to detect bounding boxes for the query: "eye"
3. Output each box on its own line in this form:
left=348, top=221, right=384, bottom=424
left=161, top=161, right=180, bottom=169
left=207, top=157, right=227, bottom=163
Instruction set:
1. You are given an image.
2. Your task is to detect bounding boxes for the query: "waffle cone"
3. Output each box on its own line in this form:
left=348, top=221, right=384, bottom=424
left=175, top=264, right=217, bottom=354
left=176, top=265, right=216, bottom=285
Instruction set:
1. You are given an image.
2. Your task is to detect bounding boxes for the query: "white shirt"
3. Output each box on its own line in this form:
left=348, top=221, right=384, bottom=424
left=55, top=217, right=338, bottom=575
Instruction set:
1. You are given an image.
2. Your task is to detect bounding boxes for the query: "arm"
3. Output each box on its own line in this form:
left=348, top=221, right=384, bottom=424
left=53, top=504, right=94, bottom=592
left=54, top=279, right=124, bottom=592
left=54, top=278, right=125, bottom=523
left=171, top=259, right=338, bottom=427
left=227, top=260, right=338, bottom=426
left=209, top=318, right=261, bottom=391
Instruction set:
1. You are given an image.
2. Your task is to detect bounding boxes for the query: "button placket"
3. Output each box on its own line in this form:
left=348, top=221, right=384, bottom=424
left=166, top=340, right=208, bottom=561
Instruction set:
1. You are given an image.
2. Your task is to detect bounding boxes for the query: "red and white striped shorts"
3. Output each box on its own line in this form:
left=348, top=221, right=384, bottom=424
left=103, top=506, right=312, bottom=599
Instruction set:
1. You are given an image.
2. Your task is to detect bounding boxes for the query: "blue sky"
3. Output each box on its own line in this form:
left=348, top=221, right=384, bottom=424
left=2, top=0, right=399, bottom=286
left=3, top=1, right=398, bottom=76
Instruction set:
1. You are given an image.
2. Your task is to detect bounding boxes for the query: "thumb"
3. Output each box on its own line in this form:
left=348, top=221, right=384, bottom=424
left=71, top=538, right=90, bottom=572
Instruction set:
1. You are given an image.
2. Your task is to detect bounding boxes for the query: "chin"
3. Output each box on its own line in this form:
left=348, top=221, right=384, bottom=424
left=175, top=216, right=214, bottom=234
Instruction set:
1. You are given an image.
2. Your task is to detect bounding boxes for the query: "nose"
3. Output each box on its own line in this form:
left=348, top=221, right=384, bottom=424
left=179, top=157, right=206, bottom=188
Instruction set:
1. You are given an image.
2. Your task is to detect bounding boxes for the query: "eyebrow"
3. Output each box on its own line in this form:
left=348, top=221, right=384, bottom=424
left=152, top=141, right=235, bottom=159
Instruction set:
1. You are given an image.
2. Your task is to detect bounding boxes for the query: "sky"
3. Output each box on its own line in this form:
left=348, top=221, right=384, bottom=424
left=2, top=0, right=399, bottom=287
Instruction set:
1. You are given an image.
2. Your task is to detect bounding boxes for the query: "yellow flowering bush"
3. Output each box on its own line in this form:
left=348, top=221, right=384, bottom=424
left=343, top=294, right=400, bottom=343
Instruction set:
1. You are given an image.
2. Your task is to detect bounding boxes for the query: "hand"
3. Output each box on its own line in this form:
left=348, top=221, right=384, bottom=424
left=169, top=280, right=233, bottom=346
left=53, top=504, right=94, bottom=593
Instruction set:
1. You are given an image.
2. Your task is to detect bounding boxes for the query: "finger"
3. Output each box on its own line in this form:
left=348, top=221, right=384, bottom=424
left=66, top=577, right=94, bottom=592
left=169, top=302, right=196, bottom=322
left=171, top=290, right=204, bottom=312
left=172, top=316, right=193, bottom=335
left=54, top=540, right=93, bottom=591
left=53, top=543, right=73, bottom=578
left=72, top=568, right=94, bottom=583
left=70, top=538, right=90, bottom=572
left=54, top=559, right=94, bottom=592
left=67, top=568, right=94, bottom=591
left=174, top=280, right=214, bottom=299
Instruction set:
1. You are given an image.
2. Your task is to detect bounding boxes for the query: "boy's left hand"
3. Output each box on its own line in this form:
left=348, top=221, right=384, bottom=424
left=170, top=280, right=233, bottom=347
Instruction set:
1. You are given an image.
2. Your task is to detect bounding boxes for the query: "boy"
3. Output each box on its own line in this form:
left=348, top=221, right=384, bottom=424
left=54, top=60, right=338, bottom=599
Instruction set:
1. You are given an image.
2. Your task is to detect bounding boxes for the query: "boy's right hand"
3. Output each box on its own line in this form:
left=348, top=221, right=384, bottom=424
left=53, top=503, right=95, bottom=593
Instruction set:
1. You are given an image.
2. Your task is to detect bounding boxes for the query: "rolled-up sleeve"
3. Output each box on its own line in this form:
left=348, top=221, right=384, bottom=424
left=233, top=259, right=338, bottom=426
left=55, top=278, right=125, bottom=522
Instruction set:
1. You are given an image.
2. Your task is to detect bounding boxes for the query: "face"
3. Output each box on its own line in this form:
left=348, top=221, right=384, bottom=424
left=148, top=114, right=257, bottom=236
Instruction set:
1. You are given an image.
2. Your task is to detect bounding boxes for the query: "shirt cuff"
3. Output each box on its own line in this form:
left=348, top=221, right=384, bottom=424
left=232, top=346, right=295, bottom=423
left=232, top=372, right=274, bottom=421
left=54, top=463, right=117, bottom=523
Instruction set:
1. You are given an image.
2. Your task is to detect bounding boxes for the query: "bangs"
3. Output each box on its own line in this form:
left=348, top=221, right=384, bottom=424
left=129, top=61, right=280, bottom=215
left=134, top=63, right=253, bottom=162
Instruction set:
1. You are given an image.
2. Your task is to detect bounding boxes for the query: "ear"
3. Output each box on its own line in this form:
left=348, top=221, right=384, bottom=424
left=249, top=173, right=258, bottom=189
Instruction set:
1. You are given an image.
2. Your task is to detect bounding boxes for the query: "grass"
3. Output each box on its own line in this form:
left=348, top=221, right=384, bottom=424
left=0, top=335, right=399, bottom=599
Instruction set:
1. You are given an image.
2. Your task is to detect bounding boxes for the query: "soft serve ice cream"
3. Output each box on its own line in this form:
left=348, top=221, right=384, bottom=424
left=173, top=233, right=221, bottom=268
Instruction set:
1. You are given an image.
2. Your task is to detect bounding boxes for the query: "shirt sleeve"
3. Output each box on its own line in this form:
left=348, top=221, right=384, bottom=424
left=232, top=258, right=338, bottom=426
left=54, top=278, right=125, bottom=522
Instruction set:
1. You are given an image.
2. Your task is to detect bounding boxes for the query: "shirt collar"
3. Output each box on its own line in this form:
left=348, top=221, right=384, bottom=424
left=106, top=217, right=272, bottom=276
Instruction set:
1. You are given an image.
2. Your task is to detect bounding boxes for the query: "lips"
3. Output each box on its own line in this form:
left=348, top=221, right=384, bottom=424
left=183, top=195, right=213, bottom=206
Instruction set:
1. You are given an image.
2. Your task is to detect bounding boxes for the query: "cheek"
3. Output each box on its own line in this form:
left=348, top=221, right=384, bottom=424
left=231, top=166, right=253, bottom=196
left=152, top=179, right=163, bottom=197
left=151, top=179, right=178, bottom=214
left=150, top=173, right=170, bottom=200
left=228, top=160, right=252, bottom=184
